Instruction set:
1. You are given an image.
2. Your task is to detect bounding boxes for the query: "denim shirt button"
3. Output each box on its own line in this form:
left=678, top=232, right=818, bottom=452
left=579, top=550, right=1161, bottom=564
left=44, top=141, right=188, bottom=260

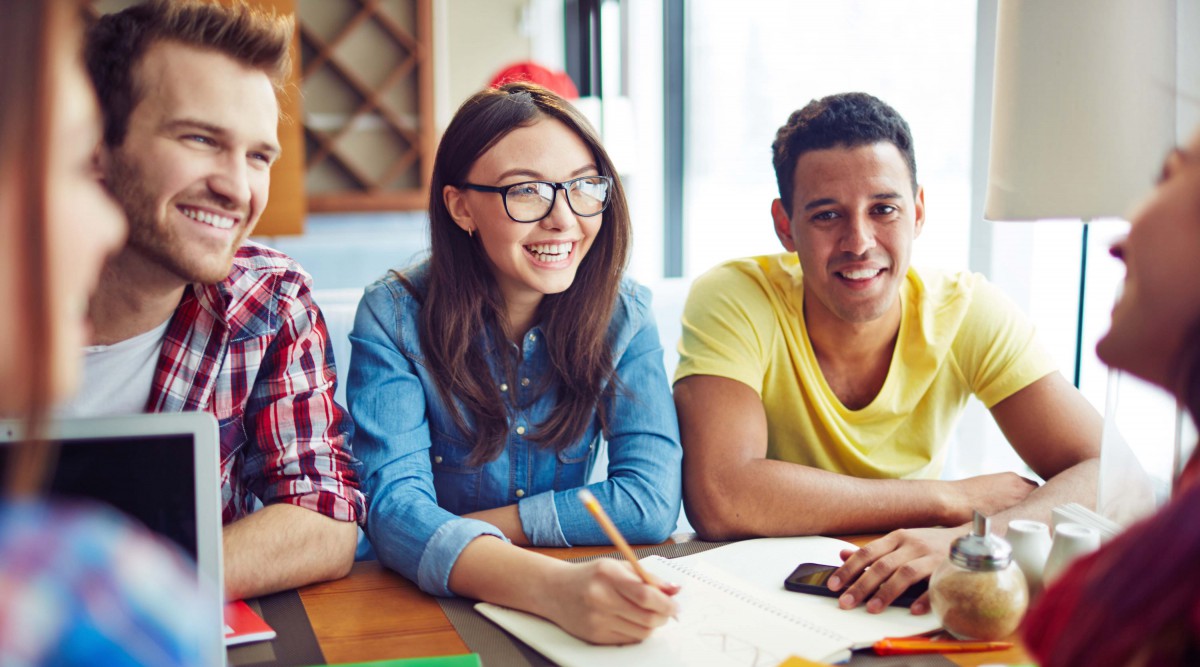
left=528, top=333, right=536, bottom=342
left=520, top=377, right=531, bottom=387
left=433, top=455, right=443, bottom=463
left=515, top=425, right=526, bottom=435
left=499, top=383, right=508, bottom=392
left=515, top=489, right=525, bottom=498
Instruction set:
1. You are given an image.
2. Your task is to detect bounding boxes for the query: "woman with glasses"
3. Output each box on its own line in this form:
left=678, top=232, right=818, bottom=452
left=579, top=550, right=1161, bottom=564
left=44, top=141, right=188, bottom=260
left=348, top=82, right=683, bottom=644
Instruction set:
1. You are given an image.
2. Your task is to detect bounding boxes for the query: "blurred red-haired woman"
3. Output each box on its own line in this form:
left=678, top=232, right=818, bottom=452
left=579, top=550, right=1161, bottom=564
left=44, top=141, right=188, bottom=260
left=1023, top=129, right=1200, bottom=666
left=0, top=2, right=213, bottom=664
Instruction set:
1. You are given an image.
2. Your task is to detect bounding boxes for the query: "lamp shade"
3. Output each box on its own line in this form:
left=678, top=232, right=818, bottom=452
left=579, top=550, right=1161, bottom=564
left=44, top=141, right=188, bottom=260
left=985, top=0, right=1176, bottom=221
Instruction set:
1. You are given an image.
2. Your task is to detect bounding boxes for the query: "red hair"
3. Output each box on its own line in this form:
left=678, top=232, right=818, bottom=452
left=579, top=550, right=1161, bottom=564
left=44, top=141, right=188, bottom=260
left=0, top=0, right=78, bottom=496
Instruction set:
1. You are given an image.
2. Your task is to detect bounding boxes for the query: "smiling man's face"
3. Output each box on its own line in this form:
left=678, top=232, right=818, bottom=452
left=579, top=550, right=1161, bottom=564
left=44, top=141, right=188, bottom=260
left=103, top=39, right=280, bottom=285
left=772, top=141, right=924, bottom=329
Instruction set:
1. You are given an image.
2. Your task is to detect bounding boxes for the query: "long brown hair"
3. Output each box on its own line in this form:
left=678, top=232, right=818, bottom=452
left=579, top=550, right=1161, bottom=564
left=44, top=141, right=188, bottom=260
left=415, top=82, right=631, bottom=464
left=0, top=0, right=75, bottom=497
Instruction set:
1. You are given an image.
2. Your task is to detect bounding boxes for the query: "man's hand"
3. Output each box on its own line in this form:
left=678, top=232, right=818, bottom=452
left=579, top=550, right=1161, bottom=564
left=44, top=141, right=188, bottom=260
left=945, top=472, right=1039, bottom=524
left=827, top=527, right=963, bottom=615
left=828, top=459, right=1099, bottom=616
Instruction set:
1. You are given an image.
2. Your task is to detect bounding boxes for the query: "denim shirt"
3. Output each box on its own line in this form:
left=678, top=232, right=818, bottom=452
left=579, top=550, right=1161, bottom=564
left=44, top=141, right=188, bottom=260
left=347, top=264, right=682, bottom=597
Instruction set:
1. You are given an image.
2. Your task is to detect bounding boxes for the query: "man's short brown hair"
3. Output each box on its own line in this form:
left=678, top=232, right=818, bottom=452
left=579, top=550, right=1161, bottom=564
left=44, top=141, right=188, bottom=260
left=85, top=0, right=293, bottom=147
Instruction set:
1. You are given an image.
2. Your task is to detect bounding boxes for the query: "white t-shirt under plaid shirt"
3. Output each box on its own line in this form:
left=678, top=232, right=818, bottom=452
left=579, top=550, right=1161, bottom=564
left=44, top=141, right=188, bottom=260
left=122, top=241, right=364, bottom=525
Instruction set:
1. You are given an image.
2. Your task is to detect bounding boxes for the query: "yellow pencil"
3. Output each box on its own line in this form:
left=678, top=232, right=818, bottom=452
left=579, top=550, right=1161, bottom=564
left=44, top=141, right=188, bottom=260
left=576, top=489, right=662, bottom=586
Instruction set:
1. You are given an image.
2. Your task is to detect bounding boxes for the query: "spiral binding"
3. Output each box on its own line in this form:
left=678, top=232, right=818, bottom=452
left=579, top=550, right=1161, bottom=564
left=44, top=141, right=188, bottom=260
left=653, top=556, right=851, bottom=644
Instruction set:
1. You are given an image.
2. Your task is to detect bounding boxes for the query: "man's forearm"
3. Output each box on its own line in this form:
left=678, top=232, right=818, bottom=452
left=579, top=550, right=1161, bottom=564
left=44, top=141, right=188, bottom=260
left=688, top=458, right=959, bottom=539
left=989, top=457, right=1099, bottom=533
left=677, top=376, right=1035, bottom=540
left=223, top=503, right=358, bottom=600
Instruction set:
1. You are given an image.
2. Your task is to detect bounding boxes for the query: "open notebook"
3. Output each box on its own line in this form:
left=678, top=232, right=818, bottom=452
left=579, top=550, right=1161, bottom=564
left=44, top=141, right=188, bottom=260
left=476, top=536, right=941, bottom=666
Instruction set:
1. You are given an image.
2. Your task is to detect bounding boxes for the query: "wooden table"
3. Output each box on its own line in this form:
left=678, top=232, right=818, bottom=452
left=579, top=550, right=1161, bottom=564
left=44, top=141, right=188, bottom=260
left=297, top=535, right=1032, bottom=666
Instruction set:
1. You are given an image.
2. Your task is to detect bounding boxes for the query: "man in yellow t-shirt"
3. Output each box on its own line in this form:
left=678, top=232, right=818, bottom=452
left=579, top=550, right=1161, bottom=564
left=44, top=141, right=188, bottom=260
left=674, top=92, right=1102, bottom=616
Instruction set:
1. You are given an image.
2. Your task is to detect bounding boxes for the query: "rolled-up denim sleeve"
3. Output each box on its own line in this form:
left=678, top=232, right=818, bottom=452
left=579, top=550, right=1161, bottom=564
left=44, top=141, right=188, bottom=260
left=347, top=282, right=504, bottom=597
left=543, top=288, right=683, bottom=546
left=517, top=490, right=568, bottom=546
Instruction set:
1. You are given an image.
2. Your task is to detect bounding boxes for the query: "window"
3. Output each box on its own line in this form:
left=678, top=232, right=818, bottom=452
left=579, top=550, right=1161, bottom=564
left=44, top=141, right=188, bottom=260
left=682, top=0, right=977, bottom=278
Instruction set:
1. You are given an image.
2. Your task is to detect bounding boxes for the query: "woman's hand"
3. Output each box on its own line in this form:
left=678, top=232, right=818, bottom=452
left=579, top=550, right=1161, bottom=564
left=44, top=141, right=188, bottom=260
left=539, top=558, right=681, bottom=644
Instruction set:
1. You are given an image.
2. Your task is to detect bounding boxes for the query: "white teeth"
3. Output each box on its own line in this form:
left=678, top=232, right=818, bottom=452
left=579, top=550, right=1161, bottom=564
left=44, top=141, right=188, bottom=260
left=181, top=207, right=236, bottom=230
left=527, top=242, right=571, bottom=255
left=840, top=268, right=883, bottom=280
left=526, top=242, right=573, bottom=262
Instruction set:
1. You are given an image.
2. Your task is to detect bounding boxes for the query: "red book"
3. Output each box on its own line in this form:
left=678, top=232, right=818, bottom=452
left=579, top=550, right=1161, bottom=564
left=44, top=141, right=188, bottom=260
left=223, top=600, right=277, bottom=646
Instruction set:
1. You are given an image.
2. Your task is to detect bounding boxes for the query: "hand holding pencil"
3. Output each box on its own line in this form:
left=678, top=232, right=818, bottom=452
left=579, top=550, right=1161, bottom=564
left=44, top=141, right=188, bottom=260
left=577, top=489, right=672, bottom=589
left=575, top=491, right=679, bottom=596
left=532, top=490, right=678, bottom=644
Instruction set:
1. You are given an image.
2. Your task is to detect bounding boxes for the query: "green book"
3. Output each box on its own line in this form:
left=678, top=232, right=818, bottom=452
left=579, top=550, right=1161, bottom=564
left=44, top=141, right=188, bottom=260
left=320, top=655, right=481, bottom=667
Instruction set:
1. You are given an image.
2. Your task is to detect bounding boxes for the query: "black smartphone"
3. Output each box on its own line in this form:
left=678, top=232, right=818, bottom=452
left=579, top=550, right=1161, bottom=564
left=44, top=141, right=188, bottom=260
left=784, top=562, right=929, bottom=608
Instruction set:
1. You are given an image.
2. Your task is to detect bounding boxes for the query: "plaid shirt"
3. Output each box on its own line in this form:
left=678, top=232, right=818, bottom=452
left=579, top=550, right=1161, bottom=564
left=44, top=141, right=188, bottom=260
left=147, top=241, right=364, bottom=525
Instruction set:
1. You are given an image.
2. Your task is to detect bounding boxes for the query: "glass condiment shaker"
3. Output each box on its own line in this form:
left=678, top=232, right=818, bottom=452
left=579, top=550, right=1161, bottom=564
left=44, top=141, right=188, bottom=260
left=929, top=511, right=1029, bottom=640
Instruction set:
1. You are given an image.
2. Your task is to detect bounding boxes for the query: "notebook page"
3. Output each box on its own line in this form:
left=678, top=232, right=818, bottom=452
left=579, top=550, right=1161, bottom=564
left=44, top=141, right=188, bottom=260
left=672, top=536, right=941, bottom=647
left=475, top=554, right=851, bottom=666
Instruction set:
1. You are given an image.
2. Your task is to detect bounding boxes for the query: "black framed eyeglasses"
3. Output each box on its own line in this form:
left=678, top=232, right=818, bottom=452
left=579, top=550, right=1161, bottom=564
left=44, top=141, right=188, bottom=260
left=460, top=175, right=613, bottom=223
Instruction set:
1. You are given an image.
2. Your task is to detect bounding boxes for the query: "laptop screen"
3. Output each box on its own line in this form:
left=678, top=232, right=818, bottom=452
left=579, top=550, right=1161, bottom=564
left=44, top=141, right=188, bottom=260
left=42, top=433, right=199, bottom=559
left=0, top=413, right=222, bottom=591
left=0, top=414, right=225, bottom=661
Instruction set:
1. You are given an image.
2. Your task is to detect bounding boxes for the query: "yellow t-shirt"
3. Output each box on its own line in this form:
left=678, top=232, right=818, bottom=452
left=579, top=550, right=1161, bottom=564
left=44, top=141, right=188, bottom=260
left=675, top=253, right=1056, bottom=480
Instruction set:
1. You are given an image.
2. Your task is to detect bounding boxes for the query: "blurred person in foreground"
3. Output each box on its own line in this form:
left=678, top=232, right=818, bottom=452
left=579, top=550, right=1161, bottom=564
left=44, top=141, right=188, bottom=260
left=1023, top=128, right=1200, bottom=666
left=0, top=0, right=213, bottom=664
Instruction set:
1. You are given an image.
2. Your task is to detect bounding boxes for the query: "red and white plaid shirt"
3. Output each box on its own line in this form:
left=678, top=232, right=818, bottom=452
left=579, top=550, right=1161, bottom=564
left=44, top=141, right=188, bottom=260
left=147, top=241, right=364, bottom=525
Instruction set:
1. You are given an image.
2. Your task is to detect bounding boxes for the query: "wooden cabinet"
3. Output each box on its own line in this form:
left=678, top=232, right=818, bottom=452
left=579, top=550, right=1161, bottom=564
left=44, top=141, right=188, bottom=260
left=296, top=0, right=434, bottom=212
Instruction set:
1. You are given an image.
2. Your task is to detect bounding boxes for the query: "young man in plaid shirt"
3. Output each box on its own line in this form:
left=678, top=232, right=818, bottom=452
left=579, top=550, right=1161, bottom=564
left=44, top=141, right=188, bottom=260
left=62, top=0, right=365, bottom=600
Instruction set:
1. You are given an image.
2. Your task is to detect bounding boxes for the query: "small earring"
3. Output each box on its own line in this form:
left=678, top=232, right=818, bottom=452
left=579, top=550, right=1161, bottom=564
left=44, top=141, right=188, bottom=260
left=468, top=228, right=474, bottom=237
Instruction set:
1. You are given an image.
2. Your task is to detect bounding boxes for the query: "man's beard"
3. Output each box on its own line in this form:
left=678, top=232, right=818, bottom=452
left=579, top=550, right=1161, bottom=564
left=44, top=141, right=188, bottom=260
left=105, top=151, right=239, bottom=285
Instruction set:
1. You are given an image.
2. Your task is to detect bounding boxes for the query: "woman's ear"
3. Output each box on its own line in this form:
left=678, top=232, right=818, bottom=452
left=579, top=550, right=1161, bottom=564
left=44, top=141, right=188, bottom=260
left=443, top=185, right=475, bottom=234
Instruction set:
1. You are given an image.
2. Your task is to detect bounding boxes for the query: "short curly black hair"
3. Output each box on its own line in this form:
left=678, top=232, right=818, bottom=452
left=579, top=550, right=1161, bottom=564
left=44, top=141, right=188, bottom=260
left=771, top=92, right=917, bottom=216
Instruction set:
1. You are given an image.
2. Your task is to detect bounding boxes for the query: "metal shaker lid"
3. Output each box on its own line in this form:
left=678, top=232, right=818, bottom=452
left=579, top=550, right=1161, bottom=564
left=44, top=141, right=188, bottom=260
left=948, top=511, right=1012, bottom=572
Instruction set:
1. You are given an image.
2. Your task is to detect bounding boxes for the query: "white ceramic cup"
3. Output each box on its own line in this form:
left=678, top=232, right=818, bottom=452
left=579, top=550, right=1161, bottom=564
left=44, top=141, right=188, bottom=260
left=1006, top=519, right=1052, bottom=597
left=1042, top=522, right=1101, bottom=586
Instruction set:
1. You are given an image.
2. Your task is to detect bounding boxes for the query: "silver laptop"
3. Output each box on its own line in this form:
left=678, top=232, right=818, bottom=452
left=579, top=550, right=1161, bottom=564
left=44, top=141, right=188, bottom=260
left=0, top=413, right=225, bottom=658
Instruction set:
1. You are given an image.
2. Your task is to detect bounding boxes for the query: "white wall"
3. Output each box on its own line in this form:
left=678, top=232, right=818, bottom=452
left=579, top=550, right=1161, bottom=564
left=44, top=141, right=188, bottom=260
left=434, top=0, right=545, bottom=131
left=1181, top=0, right=1200, bottom=139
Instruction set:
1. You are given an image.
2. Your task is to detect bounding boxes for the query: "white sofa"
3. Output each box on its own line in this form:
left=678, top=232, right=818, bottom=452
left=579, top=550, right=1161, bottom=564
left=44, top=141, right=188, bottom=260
left=313, top=287, right=368, bottom=410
